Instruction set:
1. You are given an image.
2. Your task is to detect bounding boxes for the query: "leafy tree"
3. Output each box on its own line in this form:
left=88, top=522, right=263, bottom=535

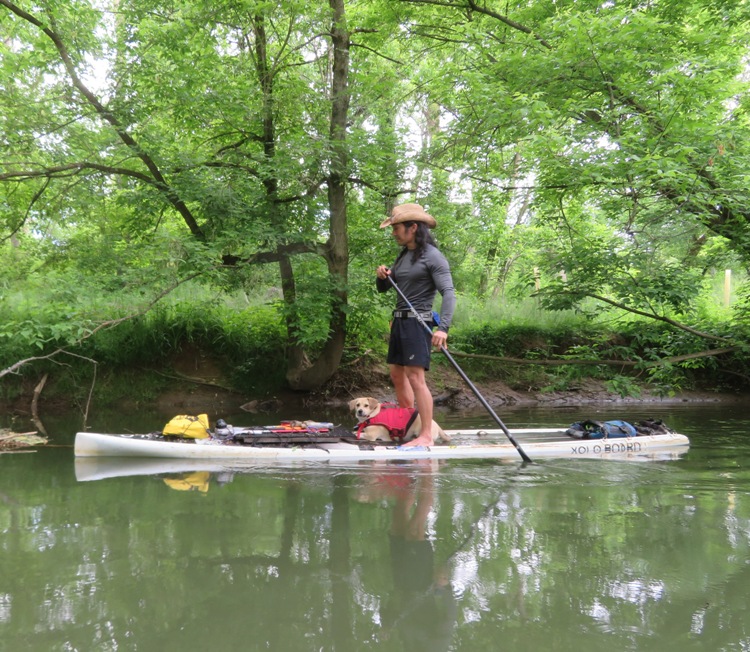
left=2, top=0, right=750, bottom=394
left=0, top=0, right=364, bottom=389
left=396, top=0, right=750, bottom=351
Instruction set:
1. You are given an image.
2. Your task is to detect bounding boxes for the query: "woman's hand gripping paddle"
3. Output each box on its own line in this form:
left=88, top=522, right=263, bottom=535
left=386, top=274, right=532, bottom=464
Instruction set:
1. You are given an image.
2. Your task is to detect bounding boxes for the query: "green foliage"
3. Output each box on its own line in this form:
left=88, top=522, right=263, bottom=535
left=0, top=271, right=97, bottom=366
left=2, top=0, right=750, bottom=397
left=456, top=323, right=565, bottom=359
left=80, top=297, right=288, bottom=392
left=446, top=300, right=749, bottom=396
left=0, top=270, right=290, bottom=396
left=344, top=269, right=391, bottom=358
left=216, top=305, right=287, bottom=391
left=605, top=376, right=644, bottom=399
left=280, top=256, right=339, bottom=352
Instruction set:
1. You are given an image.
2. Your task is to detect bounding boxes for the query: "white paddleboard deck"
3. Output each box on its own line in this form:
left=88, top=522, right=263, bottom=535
left=74, top=428, right=690, bottom=463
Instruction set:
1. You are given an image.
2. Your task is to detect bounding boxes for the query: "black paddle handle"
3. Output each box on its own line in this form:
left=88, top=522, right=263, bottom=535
left=386, top=274, right=532, bottom=463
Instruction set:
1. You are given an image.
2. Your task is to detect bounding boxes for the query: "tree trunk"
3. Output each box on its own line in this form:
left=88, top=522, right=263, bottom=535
left=285, top=0, right=350, bottom=390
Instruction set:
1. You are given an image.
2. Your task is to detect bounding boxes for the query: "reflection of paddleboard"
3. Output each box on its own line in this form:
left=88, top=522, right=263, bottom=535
left=74, top=457, right=251, bottom=482
left=74, top=428, right=690, bottom=464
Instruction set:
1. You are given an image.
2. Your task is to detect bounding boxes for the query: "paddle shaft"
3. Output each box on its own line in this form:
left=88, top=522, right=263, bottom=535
left=386, top=274, right=532, bottom=463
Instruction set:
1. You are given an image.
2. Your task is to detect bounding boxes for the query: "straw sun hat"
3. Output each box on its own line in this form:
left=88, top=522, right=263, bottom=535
left=379, top=203, right=437, bottom=229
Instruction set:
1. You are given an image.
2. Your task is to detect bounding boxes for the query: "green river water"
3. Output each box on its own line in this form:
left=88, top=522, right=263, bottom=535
left=1, top=403, right=749, bottom=651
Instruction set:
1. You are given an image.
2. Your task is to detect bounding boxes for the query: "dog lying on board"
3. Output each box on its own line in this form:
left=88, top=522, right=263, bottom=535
left=348, top=397, right=451, bottom=444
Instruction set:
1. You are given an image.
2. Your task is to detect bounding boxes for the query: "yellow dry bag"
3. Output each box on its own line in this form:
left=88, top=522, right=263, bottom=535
left=163, top=471, right=211, bottom=493
left=162, top=413, right=211, bottom=439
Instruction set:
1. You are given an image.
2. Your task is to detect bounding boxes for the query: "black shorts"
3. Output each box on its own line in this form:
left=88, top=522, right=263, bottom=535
left=387, top=318, right=432, bottom=369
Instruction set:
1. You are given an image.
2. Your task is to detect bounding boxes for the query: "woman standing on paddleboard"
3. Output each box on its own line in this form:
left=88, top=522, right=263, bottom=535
left=376, top=203, right=456, bottom=448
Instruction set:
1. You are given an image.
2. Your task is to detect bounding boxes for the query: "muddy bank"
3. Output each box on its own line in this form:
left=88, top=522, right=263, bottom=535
left=309, top=378, right=743, bottom=410
left=147, top=349, right=745, bottom=413
left=300, top=361, right=744, bottom=409
left=149, top=371, right=744, bottom=415
left=2, top=358, right=743, bottom=420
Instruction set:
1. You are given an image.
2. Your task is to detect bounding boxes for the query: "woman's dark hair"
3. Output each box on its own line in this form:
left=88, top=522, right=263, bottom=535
left=398, top=220, right=437, bottom=263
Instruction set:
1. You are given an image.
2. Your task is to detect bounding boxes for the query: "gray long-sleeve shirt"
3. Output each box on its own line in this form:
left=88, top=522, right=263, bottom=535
left=377, top=244, right=456, bottom=332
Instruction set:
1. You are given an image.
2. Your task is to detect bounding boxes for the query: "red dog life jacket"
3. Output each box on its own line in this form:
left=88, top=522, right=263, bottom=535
left=357, top=406, right=418, bottom=441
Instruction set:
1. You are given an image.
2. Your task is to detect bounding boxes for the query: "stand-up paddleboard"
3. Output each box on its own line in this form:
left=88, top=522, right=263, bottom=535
left=74, top=427, right=689, bottom=463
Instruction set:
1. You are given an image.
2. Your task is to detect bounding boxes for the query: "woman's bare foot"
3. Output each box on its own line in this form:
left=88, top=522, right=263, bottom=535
left=401, top=434, right=434, bottom=447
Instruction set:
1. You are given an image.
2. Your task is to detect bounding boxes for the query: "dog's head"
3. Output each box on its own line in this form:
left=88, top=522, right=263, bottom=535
left=348, top=397, right=381, bottom=422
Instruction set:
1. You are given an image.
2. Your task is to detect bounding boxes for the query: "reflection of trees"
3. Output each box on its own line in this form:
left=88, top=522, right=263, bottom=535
left=442, top=478, right=750, bottom=650
left=330, top=475, right=353, bottom=649
left=1, top=456, right=750, bottom=649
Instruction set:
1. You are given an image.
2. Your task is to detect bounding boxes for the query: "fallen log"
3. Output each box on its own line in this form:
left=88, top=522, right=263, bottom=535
left=0, top=429, right=48, bottom=451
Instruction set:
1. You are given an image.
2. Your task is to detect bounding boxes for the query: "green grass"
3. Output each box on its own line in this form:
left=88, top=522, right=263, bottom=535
left=1, top=270, right=749, bottom=406
left=450, top=295, right=586, bottom=331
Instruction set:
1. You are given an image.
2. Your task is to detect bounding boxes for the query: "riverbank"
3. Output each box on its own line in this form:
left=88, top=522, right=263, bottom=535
left=149, top=360, right=745, bottom=416
left=2, top=355, right=744, bottom=421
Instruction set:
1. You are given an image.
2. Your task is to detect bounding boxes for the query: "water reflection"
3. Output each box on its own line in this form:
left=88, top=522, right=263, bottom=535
left=357, top=461, right=457, bottom=650
left=163, top=471, right=213, bottom=493
left=68, top=448, right=750, bottom=651
left=75, top=457, right=461, bottom=649
left=75, top=457, right=253, bottom=483
left=5, top=406, right=750, bottom=652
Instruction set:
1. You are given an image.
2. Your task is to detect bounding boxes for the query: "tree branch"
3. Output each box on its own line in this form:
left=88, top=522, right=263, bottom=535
left=221, top=242, right=325, bottom=266
left=350, top=40, right=404, bottom=66
left=0, top=0, right=205, bottom=240
left=0, top=176, right=50, bottom=245
left=404, top=0, right=553, bottom=49
left=0, top=162, right=156, bottom=185
left=550, top=289, right=734, bottom=344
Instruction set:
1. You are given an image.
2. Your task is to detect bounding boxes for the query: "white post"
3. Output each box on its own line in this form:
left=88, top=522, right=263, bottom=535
left=724, top=269, right=732, bottom=307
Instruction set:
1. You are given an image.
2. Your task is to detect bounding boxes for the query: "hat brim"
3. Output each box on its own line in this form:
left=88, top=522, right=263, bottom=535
left=379, top=214, right=437, bottom=229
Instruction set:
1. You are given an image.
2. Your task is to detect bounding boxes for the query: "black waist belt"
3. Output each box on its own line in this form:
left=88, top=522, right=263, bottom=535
left=393, top=310, right=433, bottom=320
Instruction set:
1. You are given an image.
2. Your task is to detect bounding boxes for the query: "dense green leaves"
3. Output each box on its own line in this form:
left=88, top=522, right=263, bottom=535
left=1, top=0, right=750, bottom=392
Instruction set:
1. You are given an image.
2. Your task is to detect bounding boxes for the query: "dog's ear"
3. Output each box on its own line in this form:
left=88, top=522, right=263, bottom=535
left=348, top=398, right=358, bottom=410
left=367, top=397, right=378, bottom=409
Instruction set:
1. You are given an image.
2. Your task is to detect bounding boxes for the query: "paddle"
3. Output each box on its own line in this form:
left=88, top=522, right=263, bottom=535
left=386, top=275, right=533, bottom=463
